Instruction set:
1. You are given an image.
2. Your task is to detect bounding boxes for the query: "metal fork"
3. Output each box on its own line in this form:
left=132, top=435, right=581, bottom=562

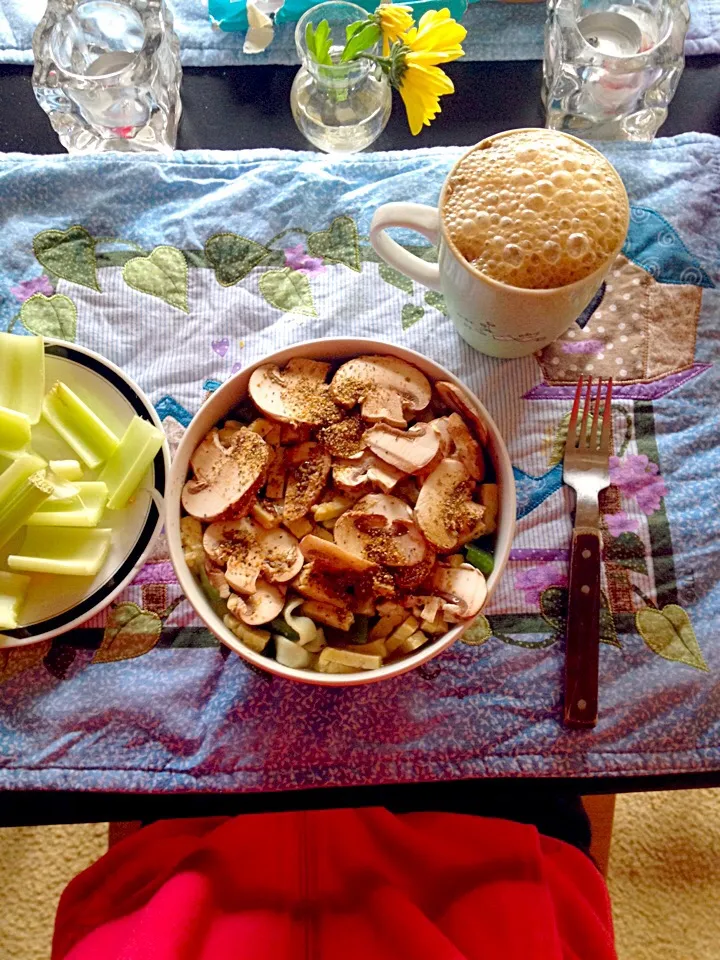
left=562, top=376, right=613, bottom=729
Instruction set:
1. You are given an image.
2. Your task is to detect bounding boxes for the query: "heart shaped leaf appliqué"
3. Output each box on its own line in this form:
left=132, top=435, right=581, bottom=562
left=21, top=293, right=77, bottom=341
left=379, top=263, right=413, bottom=295
left=424, top=291, right=448, bottom=315
left=123, top=246, right=189, bottom=313
left=205, top=233, right=269, bottom=286
left=0, top=640, right=52, bottom=684
left=636, top=604, right=708, bottom=671
left=33, top=225, right=100, bottom=291
left=307, top=216, right=360, bottom=272
left=259, top=268, right=317, bottom=317
left=93, top=602, right=163, bottom=664
left=461, top=614, right=492, bottom=646
left=401, top=304, right=424, bottom=330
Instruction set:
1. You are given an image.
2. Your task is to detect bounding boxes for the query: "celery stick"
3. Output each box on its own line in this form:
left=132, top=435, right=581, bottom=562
left=0, top=456, right=51, bottom=549
left=42, top=381, right=119, bottom=469
left=0, top=406, right=31, bottom=458
left=28, top=481, right=108, bottom=527
left=99, top=415, right=164, bottom=510
left=0, top=333, right=45, bottom=424
left=0, top=571, right=31, bottom=630
left=49, top=459, right=83, bottom=481
left=8, top=527, right=111, bottom=576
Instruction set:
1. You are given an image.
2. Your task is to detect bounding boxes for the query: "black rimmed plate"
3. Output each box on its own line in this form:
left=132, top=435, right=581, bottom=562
left=0, top=339, right=168, bottom=648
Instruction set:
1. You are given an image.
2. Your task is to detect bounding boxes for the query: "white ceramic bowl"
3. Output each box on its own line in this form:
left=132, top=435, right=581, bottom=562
left=166, top=338, right=516, bottom=685
left=1, top=338, right=169, bottom=649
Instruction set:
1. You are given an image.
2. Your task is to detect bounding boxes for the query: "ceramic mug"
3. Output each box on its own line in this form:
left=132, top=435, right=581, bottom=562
left=369, top=129, right=630, bottom=359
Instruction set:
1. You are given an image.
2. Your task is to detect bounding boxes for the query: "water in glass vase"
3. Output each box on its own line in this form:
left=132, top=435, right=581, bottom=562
left=291, top=3, right=391, bottom=154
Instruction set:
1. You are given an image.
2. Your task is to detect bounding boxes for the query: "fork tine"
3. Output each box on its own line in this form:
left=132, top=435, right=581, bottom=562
left=568, top=377, right=584, bottom=448
left=589, top=377, right=603, bottom=450
left=600, top=378, right=613, bottom=451
left=578, top=376, right=593, bottom=449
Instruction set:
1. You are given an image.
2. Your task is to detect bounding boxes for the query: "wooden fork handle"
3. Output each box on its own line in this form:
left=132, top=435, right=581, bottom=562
left=564, top=530, right=602, bottom=729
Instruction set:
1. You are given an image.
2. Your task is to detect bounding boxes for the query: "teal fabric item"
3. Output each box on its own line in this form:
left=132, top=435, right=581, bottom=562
left=2, top=0, right=718, bottom=64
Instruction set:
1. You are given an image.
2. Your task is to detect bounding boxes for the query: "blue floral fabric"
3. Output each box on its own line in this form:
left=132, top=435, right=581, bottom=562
left=0, top=134, right=718, bottom=794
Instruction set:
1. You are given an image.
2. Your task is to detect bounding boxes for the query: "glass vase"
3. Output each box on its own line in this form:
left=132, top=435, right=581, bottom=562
left=290, top=1, right=392, bottom=154
left=32, top=0, right=182, bottom=154
left=543, top=0, right=689, bottom=141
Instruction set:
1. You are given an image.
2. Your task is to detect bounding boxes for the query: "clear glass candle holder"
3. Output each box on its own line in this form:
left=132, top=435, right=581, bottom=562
left=543, top=0, right=689, bottom=140
left=290, top=2, right=392, bottom=154
left=32, top=0, right=182, bottom=154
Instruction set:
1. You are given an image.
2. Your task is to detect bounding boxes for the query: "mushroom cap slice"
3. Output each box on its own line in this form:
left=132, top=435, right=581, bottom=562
left=330, top=356, right=432, bottom=428
left=415, top=458, right=486, bottom=552
left=249, top=358, right=342, bottom=426
left=334, top=493, right=428, bottom=568
left=300, top=534, right=377, bottom=573
left=435, top=381, right=489, bottom=447
left=364, top=422, right=440, bottom=474
left=431, top=414, right=485, bottom=481
left=317, top=416, right=366, bottom=460
left=228, top=580, right=285, bottom=625
left=283, top=442, right=332, bottom=523
left=333, top=451, right=405, bottom=495
left=205, top=517, right=302, bottom=595
left=432, top=564, right=488, bottom=621
left=182, top=427, right=271, bottom=522
left=392, top=546, right=437, bottom=591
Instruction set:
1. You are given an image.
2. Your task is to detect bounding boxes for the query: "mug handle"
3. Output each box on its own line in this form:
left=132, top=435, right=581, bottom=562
left=369, top=203, right=442, bottom=292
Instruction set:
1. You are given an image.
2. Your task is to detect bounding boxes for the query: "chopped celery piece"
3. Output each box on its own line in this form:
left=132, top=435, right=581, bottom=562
left=28, top=481, right=108, bottom=527
left=98, top=415, right=164, bottom=510
left=0, top=406, right=31, bottom=457
left=0, top=571, right=31, bottom=630
left=42, top=381, right=119, bottom=469
left=0, top=456, right=52, bottom=549
left=49, top=459, right=83, bottom=481
left=268, top=617, right=300, bottom=641
left=0, top=333, right=45, bottom=424
left=8, top=527, right=112, bottom=576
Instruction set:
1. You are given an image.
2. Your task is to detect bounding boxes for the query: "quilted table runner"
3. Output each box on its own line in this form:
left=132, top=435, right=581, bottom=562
left=0, top=134, right=718, bottom=792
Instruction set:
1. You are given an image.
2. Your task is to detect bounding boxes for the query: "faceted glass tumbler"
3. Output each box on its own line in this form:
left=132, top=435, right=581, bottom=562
left=290, top=2, right=392, bottom=154
left=32, top=0, right=182, bottom=154
left=543, top=0, right=689, bottom=140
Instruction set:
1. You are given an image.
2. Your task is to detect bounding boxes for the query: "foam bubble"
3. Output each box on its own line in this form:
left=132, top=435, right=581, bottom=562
left=443, top=130, right=628, bottom=289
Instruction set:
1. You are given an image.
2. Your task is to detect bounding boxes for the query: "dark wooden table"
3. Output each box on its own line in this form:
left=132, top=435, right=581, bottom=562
left=1, top=57, right=719, bottom=825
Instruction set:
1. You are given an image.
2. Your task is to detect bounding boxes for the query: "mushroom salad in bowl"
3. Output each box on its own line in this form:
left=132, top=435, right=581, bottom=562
left=166, top=340, right=516, bottom=685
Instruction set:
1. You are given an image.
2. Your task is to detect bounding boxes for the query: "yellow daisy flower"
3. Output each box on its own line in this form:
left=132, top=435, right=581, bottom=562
left=393, top=8, right=466, bottom=135
left=375, top=4, right=414, bottom=57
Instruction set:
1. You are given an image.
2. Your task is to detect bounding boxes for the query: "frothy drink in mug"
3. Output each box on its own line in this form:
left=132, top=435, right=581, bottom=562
left=370, top=129, right=630, bottom=359
left=442, top=131, right=628, bottom=290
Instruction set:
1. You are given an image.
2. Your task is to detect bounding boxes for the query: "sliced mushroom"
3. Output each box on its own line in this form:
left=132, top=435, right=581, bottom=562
left=432, top=564, right=488, bottom=622
left=333, top=451, right=405, bottom=495
left=392, top=546, right=437, bottom=591
left=249, top=358, right=342, bottom=426
left=228, top=580, right=285, bottom=625
left=330, top=356, right=432, bottom=428
left=317, top=415, right=366, bottom=459
left=204, top=517, right=303, bottom=595
left=415, top=458, right=486, bottom=552
left=363, top=422, right=441, bottom=475
left=427, top=413, right=486, bottom=483
left=300, top=534, right=377, bottom=573
left=205, top=561, right=231, bottom=598
left=435, top=381, right=489, bottom=447
left=334, top=493, right=428, bottom=568
left=284, top=442, right=332, bottom=523
left=182, top=427, right=271, bottom=521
